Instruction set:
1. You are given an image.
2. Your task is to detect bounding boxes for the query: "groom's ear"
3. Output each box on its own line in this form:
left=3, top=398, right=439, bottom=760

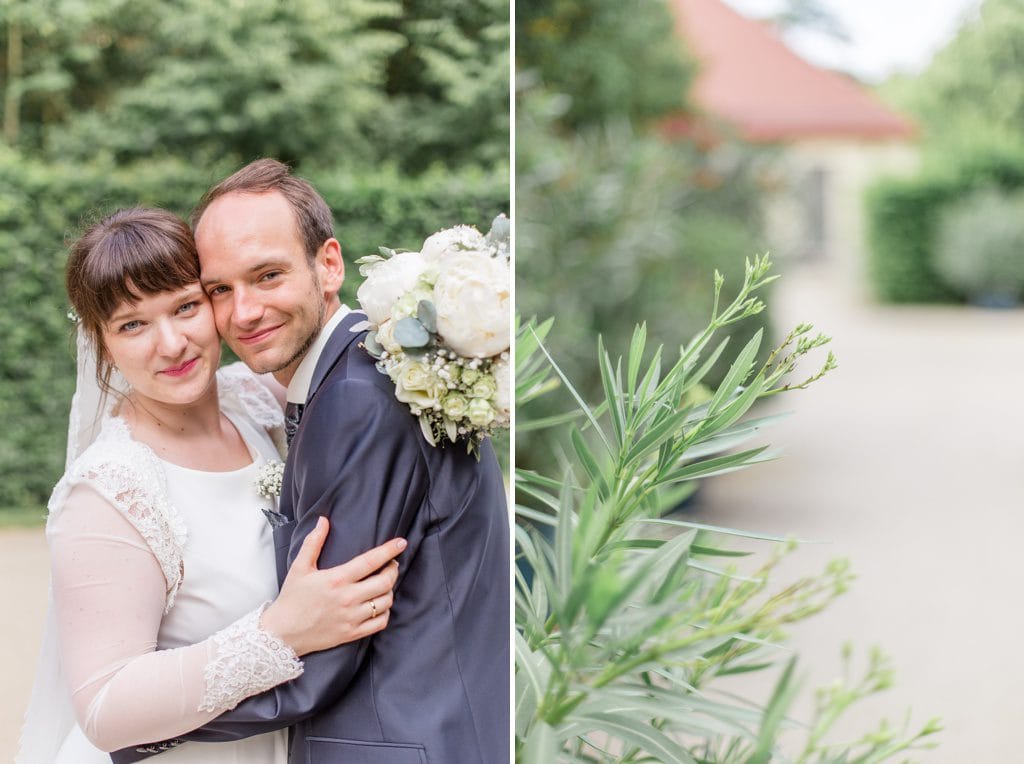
left=315, top=238, right=345, bottom=295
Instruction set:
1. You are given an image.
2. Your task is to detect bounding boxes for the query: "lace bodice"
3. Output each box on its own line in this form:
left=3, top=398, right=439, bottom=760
left=39, top=363, right=298, bottom=755
left=47, top=363, right=285, bottom=611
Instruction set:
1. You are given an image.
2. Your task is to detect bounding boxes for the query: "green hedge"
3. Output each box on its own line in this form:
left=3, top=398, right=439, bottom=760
left=0, top=151, right=508, bottom=516
left=867, top=147, right=1024, bottom=303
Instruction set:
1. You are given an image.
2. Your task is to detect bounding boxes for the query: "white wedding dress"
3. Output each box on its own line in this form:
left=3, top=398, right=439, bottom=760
left=19, top=364, right=298, bottom=763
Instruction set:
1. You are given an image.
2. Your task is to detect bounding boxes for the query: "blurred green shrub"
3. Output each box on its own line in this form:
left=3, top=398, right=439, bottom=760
left=866, top=145, right=1024, bottom=303
left=515, top=0, right=693, bottom=129
left=934, top=187, right=1024, bottom=304
left=0, top=151, right=507, bottom=516
left=515, top=91, right=771, bottom=471
left=1, top=0, right=508, bottom=174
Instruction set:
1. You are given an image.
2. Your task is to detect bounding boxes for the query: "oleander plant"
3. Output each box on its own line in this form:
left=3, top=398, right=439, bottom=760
left=514, top=256, right=940, bottom=762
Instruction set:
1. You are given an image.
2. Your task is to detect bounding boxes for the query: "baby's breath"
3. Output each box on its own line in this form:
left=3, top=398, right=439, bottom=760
left=254, top=460, right=285, bottom=499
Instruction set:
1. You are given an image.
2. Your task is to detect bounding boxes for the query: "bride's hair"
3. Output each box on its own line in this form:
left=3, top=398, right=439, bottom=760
left=66, top=207, right=200, bottom=393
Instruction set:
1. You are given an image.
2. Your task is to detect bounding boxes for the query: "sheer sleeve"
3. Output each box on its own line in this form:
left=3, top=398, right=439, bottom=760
left=48, top=483, right=302, bottom=753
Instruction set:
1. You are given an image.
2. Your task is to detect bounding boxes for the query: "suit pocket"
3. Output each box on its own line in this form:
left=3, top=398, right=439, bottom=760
left=305, top=737, right=427, bottom=763
left=273, top=519, right=297, bottom=550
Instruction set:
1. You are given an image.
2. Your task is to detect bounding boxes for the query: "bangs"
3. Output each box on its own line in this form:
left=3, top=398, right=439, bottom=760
left=70, top=209, right=200, bottom=326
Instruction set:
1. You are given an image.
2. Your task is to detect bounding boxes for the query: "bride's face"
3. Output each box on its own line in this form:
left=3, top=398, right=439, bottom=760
left=101, top=283, right=221, bottom=407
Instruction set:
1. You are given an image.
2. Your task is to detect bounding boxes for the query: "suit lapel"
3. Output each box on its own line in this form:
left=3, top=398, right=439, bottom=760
left=305, top=309, right=367, bottom=404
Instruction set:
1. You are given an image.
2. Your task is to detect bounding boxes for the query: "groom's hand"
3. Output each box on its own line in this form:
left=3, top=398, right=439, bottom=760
left=260, top=517, right=405, bottom=655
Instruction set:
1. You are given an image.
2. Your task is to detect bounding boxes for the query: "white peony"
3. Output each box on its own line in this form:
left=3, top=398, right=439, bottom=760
left=492, top=357, right=510, bottom=417
left=391, top=287, right=433, bottom=321
left=421, top=225, right=489, bottom=264
left=433, top=253, right=510, bottom=358
left=356, top=251, right=428, bottom=325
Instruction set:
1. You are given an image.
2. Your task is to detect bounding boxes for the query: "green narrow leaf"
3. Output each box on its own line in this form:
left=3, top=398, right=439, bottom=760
left=703, top=376, right=767, bottom=435
left=555, top=471, right=576, bottom=610
left=690, top=545, right=751, bottom=558
left=747, top=657, right=800, bottom=764
left=709, top=329, right=763, bottom=414
left=514, top=632, right=549, bottom=719
left=570, top=427, right=608, bottom=500
left=515, top=317, right=554, bottom=369
left=622, top=409, right=691, bottom=466
left=516, top=409, right=586, bottom=433
left=531, top=327, right=613, bottom=455
left=655, top=446, right=772, bottom=486
left=515, top=482, right=561, bottom=514
left=520, top=717, right=559, bottom=761
left=564, top=712, right=697, bottom=763
left=650, top=529, right=697, bottom=602
left=597, top=335, right=625, bottom=447
left=626, top=322, right=648, bottom=400
left=514, top=504, right=557, bottom=527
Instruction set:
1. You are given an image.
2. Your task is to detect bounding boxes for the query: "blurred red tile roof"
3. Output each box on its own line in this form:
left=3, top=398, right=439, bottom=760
left=666, top=0, right=916, bottom=142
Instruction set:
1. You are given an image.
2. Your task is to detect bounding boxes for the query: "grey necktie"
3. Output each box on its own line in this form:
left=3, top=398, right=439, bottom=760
left=284, top=401, right=304, bottom=446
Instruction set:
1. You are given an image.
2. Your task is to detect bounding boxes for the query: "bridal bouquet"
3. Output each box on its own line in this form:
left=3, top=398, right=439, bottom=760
left=354, top=216, right=511, bottom=452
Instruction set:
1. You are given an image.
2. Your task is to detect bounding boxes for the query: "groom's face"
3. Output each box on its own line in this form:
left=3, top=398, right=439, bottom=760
left=196, top=191, right=332, bottom=383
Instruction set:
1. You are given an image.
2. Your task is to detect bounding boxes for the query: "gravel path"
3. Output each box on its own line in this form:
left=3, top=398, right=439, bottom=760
left=1, top=527, right=50, bottom=763
left=690, top=263, right=1024, bottom=762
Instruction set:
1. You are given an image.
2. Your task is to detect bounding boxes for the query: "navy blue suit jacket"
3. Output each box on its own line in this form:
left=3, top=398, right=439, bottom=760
left=113, top=310, right=510, bottom=763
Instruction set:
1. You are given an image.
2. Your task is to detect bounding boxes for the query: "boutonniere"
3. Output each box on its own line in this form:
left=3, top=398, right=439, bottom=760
left=255, top=460, right=285, bottom=498
left=255, top=460, right=288, bottom=528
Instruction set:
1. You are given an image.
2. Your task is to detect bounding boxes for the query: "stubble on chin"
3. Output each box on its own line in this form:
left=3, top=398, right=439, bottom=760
left=251, top=289, right=327, bottom=376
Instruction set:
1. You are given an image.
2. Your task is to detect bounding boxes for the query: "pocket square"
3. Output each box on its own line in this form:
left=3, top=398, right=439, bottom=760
left=262, top=508, right=290, bottom=528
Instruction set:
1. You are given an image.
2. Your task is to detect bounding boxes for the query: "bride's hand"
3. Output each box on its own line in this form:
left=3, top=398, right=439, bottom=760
left=260, top=516, right=405, bottom=656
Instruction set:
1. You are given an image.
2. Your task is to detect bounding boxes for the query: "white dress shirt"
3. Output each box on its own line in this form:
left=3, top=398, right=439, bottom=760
left=285, top=305, right=351, bottom=405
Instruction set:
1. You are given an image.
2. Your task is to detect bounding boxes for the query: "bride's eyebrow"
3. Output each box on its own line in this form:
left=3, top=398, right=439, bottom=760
left=107, top=306, right=139, bottom=325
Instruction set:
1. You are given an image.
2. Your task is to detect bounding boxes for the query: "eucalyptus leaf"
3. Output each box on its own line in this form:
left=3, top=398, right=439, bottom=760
left=486, top=213, right=510, bottom=244
left=393, top=317, right=430, bottom=348
left=363, top=331, right=383, bottom=359
left=417, top=300, right=437, bottom=333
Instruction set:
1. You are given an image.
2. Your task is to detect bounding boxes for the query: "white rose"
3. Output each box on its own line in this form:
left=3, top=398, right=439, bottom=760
left=375, top=319, right=402, bottom=354
left=433, top=253, right=510, bottom=358
left=441, top=392, right=469, bottom=419
left=467, top=398, right=495, bottom=427
left=356, top=251, right=428, bottom=325
left=492, top=357, right=510, bottom=417
left=391, top=358, right=444, bottom=409
left=421, top=225, right=489, bottom=264
left=470, top=375, right=497, bottom=400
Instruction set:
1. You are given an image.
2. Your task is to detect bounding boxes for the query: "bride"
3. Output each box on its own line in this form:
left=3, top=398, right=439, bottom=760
left=18, top=208, right=405, bottom=762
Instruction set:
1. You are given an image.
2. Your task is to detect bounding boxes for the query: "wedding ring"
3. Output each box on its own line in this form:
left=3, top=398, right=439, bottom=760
left=369, top=599, right=377, bottom=619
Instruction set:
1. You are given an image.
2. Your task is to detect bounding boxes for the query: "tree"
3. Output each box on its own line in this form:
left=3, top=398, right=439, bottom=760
left=881, top=0, right=1020, bottom=156
left=516, top=0, right=693, bottom=129
left=42, top=0, right=403, bottom=168
left=375, top=0, right=510, bottom=172
left=0, top=0, right=510, bottom=172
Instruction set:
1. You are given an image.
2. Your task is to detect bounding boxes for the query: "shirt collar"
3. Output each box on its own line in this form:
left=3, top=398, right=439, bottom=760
left=286, top=304, right=350, bottom=404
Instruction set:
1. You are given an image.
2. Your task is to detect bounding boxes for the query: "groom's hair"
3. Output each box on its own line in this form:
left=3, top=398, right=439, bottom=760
left=191, top=158, right=335, bottom=264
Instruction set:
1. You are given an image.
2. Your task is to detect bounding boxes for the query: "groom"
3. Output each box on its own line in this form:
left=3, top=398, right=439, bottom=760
left=113, top=159, right=510, bottom=763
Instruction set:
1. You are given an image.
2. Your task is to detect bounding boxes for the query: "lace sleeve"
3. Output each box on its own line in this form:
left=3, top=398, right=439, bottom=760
left=218, top=362, right=287, bottom=457
left=48, top=484, right=302, bottom=753
left=51, top=418, right=188, bottom=611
